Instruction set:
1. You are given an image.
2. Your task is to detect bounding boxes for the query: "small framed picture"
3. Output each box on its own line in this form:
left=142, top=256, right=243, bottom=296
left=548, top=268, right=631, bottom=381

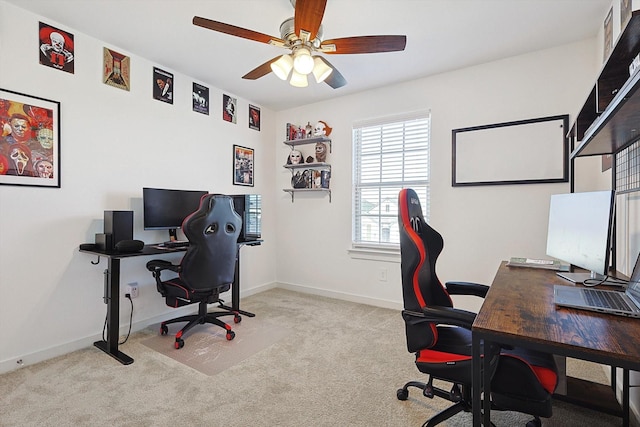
left=223, top=94, right=237, bottom=123
left=153, top=67, right=173, bottom=104
left=39, top=22, right=75, bottom=74
left=233, top=145, right=254, bottom=186
left=192, top=82, right=209, bottom=115
left=103, top=47, right=130, bottom=91
left=249, top=104, right=260, bottom=131
left=0, top=88, right=61, bottom=188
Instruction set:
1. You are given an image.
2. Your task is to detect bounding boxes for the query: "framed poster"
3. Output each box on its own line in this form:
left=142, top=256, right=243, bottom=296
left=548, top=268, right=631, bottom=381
left=223, top=94, right=237, bottom=123
left=249, top=104, right=260, bottom=131
left=39, top=22, right=74, bottom=74
left=153, top=67, right=173, bottom=104
left=192, top=82, right=209, bottom=115
left=452, top=115, right=569, bottom=187
left=103, top=48, right=130, bottom=91
left=233, top=145, right=254, bottom=186
left=0, top=88, right=60, bottom=187
left=604, top=7, right=613, bottom=62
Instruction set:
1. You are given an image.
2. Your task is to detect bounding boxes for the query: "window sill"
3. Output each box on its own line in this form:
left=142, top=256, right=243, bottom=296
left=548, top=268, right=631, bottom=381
left=348, top=244, right=400, bottom=262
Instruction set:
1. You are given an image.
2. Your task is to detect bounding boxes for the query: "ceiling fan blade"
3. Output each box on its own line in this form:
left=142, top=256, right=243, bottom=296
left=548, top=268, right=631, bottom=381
left=193, top=16, right=285, bottom=45
left=321, top=35, right=407, bottom=54
left=242, top=56, right=281, bottom=80
left=294, top=0, right=327, bottom=41
left=317, top=57, right=346, bottom=89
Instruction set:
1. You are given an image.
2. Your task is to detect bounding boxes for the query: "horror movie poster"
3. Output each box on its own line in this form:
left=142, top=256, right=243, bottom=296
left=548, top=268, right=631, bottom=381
left=153, top=67, right=174, bottom=104
left=39, top=22, right=74, bottom=74
left=0, top=88, right=60, bottom=188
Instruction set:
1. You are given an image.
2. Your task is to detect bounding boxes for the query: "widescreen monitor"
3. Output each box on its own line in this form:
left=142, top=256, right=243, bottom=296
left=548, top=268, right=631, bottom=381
left=143, top=187, right=208, bottom=241
left=545, top=190, right=615, bottom=283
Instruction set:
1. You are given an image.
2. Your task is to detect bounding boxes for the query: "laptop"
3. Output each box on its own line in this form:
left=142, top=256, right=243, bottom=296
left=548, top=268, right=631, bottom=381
left=553, top=254, right=640, bottom=318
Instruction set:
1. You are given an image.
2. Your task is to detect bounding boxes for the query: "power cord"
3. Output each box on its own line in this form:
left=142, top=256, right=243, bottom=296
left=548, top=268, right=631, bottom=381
left=583, top=276, right=629, bottom=287
left=102, top=294, right=134, bottom=345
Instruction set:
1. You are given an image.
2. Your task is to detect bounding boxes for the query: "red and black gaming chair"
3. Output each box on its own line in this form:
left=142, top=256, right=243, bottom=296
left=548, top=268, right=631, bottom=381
left=146, top=194, right=242, bottom=349
left=396, top=188, right=558, bottom=427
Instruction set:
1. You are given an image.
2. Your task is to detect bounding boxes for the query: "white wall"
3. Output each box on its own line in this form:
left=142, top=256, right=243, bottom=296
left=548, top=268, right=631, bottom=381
left=274, top=38, right=602, bottom=313
left=0, top=2, right=277, bottom=373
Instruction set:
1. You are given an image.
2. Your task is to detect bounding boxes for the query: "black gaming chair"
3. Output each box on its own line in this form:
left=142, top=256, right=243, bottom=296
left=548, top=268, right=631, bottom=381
left=146, top=194, right=242, bottom=349
left=396, top=188, right=558, bottom=427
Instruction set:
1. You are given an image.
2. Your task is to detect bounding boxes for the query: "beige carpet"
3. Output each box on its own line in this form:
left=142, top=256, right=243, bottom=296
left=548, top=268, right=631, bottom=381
left=141, top=317, right=291, bottom=376
left=0, top=288, right=625, bottom=427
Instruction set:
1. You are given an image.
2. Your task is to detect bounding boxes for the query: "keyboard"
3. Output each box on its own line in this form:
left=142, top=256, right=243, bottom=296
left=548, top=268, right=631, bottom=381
left=164, top=241, right=189, bottom=248
left=584, top=289, right=631, bottom=311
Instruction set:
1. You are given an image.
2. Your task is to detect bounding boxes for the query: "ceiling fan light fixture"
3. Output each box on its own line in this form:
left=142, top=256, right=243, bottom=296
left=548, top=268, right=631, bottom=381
left=289, top=69, right=308, bottom=87
left=271, top=54, right=293, bottom=80
left=292, top=46, right=314, bottom=75
left=312, top=57, right=333, bottom=83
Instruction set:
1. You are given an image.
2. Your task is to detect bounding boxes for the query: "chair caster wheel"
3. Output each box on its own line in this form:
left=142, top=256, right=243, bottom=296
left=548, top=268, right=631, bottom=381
left=396, top=388, right=409, bottom=401
left=226, top=331, right=236, bottom=341
left=160, top=325, right=168, bottom=335
left=526, top=418, right=541, bottom=427
left=234, top=314, right=242, bottom=323
left=175, top=338, right=184, bottom=349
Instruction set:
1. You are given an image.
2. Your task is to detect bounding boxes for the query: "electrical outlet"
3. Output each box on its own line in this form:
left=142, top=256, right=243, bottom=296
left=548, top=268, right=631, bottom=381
left=127, top=282, right=139, bottom=299
left=378, top=268, right=388, bottom=282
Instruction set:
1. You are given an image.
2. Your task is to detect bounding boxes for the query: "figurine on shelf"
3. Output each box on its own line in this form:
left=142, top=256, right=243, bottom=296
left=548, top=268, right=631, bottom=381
left=314, top=120, right=332, bottom=137
left=315, top=142, right=327, bottom=162
left=306, top=156, right=314, bottom=164
left=305, top=121, right=313, bottom=138
left=287, top=149, right=303, bottom=165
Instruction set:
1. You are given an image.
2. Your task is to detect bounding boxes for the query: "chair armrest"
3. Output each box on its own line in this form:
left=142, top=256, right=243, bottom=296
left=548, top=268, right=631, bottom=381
left=445, top=281, right=489, bottom=298
left=146, top=259, right=181, bottom=297
left=403, top=306, right=476, bottom=330
left=146, top=259, right=180, bottom=273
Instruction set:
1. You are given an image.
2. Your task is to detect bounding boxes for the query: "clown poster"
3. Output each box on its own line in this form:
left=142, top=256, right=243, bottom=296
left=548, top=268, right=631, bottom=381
left=39, top=22, right=74, bottom=74
left=0, top=88, right=60, bottom=188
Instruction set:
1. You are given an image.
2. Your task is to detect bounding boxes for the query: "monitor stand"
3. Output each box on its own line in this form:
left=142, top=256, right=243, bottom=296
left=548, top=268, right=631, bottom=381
left=556, top=270, right=605, bottom=284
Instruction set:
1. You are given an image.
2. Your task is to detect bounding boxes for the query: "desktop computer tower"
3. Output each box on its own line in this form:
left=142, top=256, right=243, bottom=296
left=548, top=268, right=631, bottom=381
left=231, top=194, right=261, bottom=242
left=104, top=210, right=133, bottom=250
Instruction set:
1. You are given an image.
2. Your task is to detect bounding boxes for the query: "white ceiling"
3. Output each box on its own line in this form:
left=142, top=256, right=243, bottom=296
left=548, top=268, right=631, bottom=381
left=6, top=0, right=612, bottom=111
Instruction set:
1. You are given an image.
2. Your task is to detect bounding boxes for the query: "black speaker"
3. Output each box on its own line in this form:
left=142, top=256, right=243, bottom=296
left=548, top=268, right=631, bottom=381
left=104, top=210, right=133, bottom=250
left=115, top=239, right=144, bottom=253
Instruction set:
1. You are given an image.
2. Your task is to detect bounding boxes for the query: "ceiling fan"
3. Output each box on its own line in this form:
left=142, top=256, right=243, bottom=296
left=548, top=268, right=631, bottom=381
left=193, top=0, right=407, bottom=89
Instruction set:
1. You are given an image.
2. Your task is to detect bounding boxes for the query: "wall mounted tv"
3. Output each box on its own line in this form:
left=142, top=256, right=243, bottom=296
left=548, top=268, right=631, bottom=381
left=142, top=187, right=208, bottom=241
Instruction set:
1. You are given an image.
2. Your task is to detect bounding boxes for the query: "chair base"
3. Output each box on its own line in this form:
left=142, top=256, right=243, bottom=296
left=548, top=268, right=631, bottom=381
left=160, top=300, right=241, bottom=349
left=397, top=380, right=473, bottom=427
left=397, top=379, right=542, bottom=427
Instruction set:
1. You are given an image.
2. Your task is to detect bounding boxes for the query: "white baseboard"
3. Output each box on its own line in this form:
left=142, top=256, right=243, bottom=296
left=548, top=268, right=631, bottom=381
left=275, top=281, right=403, bottom=310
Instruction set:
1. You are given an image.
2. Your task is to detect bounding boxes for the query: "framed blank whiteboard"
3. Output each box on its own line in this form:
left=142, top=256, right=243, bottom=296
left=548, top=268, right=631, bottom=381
left=452, top=115, right=569, bottom=186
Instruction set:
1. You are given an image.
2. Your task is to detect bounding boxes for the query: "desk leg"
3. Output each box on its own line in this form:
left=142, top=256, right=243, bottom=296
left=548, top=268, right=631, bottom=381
left=472, top=333, right=482, bottom=427
left=219, top=253, right=255, bottom=318
left=482, top=340, right=493, bottom=427
left=93, top=258, right=133, bottom=365
left=623, top=369, right=630, bottom=427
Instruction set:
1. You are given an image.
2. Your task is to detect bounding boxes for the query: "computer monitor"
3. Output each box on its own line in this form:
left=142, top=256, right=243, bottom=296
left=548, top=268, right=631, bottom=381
left=143, top=187, right=208, bottom=241
left=545, top=190, right=615, bottom=283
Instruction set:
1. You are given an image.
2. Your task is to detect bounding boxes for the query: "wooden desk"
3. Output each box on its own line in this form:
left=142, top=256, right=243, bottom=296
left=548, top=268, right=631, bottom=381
left=80, top=241, right=260, bottom=365
left=472, top=262, right=640, bottom=426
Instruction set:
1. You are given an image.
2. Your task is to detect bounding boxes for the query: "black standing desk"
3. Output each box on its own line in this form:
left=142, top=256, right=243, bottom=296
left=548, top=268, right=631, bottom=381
left=80, top=240, right=261, bottom=365
left=472, top=262, right=640, bottom=427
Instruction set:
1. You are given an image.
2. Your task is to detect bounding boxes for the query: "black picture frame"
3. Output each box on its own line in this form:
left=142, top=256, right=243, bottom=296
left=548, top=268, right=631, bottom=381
left=452, top=115, right=569, bottom=187
left=0, top=88, right=61, bottom=188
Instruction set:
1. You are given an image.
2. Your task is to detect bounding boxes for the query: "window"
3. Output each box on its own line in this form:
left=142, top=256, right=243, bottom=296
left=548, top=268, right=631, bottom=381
left=352, top=112, right=430, bottom=248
